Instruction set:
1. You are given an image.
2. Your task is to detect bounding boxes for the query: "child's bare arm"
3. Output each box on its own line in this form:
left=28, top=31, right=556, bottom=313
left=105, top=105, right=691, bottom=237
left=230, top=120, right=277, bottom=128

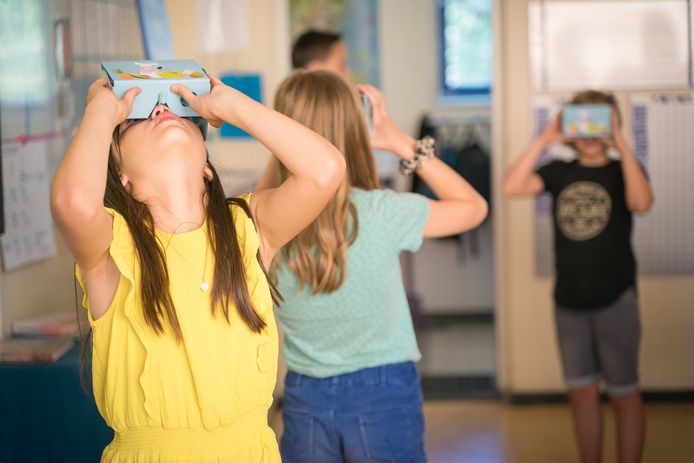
left=52, top=78, right=139, bottom=271
left=358, top=84, right=488, bottom=237
left=502, top=114, right=563, bottom=197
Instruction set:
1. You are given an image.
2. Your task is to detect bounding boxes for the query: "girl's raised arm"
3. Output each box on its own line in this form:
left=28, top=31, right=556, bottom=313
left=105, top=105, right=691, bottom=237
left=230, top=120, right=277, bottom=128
left=173, top=77, right=345, bottom=268
left=502, top=114, right=563, bottom=197
left=358, top=84, right=488, bottom=238
left=51, top=78, right=139, bottom=271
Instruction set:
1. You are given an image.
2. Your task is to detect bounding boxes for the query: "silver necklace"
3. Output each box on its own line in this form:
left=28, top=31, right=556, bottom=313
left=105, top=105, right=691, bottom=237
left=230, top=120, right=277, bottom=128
left=162, top=224, right=210, bottom=292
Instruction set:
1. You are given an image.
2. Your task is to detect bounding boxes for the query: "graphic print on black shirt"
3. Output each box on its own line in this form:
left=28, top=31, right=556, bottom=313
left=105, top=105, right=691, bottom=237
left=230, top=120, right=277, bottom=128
left=556, top=181, right=612, bottom=241
left=537, top=160, right=636, bottom=310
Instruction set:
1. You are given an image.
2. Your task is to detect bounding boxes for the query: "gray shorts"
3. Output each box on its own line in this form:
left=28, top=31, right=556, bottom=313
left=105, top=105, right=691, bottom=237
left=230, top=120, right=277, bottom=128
left=554, top=288, right=641, bottom=396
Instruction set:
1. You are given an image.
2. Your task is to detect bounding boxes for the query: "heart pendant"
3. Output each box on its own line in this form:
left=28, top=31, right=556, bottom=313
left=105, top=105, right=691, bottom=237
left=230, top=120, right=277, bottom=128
left=200, top=281, right=209, bottom=292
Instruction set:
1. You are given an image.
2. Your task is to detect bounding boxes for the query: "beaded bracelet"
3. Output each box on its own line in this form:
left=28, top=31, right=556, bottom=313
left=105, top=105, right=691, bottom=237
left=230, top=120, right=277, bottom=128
left=399, top=136, right=437, bottom=176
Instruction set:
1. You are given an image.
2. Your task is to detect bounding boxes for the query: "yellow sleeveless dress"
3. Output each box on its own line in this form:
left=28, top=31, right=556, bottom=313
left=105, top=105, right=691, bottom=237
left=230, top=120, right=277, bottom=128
left=76, top=195, right=280, bottom=462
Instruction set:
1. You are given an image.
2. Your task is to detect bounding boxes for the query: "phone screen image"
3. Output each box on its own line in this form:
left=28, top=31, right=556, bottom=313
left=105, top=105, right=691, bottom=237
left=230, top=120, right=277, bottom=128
left=562, top=104, right=612, bottom=138
left=360, top=93, right=373, bottom=131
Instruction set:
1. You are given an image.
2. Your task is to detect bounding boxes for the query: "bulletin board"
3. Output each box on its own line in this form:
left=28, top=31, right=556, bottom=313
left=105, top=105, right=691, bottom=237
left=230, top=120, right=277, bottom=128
left=529, top=0, right=694, bottom=276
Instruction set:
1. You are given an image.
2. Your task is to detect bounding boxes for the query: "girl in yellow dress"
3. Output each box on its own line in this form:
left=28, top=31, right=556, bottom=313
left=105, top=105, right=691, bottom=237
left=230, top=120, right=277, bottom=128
left=51, top=74, right=345, bottom=462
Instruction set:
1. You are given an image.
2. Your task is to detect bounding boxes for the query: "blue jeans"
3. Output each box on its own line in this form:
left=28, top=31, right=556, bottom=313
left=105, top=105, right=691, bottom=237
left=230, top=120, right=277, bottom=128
left=280, top=362, right=426, bottom=463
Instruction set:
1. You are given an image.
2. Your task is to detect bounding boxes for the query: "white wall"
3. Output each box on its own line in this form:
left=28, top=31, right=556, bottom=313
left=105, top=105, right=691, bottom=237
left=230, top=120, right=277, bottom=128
left=0, top=238, right=77, bottom=337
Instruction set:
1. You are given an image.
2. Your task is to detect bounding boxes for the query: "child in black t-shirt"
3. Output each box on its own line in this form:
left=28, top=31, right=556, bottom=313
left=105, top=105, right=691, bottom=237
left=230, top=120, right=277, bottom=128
left=503, top=90, right=653, bottom=463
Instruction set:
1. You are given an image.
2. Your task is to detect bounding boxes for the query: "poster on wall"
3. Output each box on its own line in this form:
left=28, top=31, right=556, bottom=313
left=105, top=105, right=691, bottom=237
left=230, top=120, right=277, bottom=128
left=289, top=0, right=380, bottom=86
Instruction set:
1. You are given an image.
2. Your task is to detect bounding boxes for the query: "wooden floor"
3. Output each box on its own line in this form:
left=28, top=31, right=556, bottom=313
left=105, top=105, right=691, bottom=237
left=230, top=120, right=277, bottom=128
left=271, top=400, right=694, bottom=463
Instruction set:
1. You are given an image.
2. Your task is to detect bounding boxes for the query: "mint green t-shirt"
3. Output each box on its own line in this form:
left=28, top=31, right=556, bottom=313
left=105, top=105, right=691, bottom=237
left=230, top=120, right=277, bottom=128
left=275, top=188, right=430, bottom=378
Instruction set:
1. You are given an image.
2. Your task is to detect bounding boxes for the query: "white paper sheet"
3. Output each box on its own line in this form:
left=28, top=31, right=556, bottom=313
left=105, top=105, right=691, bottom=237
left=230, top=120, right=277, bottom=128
left=1, top=141, right=57, bottom=271
left=199, top=0, right=249, bottom=54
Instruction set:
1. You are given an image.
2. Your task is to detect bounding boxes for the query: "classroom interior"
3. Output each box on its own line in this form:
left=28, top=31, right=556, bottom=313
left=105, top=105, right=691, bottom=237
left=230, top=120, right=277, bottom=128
left=0, top=1, right=692, bottom=462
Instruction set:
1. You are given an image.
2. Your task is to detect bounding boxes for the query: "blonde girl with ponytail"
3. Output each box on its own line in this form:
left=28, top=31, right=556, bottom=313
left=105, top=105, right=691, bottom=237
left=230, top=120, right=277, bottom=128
left=259, top=70, right=488, bottom=463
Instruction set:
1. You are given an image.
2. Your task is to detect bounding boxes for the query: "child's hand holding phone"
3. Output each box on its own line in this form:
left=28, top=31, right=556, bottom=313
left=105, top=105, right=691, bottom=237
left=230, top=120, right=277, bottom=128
left=356, top=84, right=412, bottom=157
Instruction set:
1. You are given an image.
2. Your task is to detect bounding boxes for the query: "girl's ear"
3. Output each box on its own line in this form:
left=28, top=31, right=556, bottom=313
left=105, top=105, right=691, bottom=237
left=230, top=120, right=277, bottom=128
left=120, top=173, right=132, bottom=193
left=204, top=165, right=213, bottom=182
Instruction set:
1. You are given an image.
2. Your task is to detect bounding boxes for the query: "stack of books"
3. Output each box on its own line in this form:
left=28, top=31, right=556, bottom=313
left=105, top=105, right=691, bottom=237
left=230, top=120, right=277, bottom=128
left=12, top=310, right=88, bottom=338
left=0, top=338, right=75, bottom=364
left=0, top=311, right=86, bottom=364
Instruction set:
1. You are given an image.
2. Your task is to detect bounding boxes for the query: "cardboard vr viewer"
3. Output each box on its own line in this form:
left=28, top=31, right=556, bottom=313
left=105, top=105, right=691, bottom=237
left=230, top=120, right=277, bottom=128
left=101, top=60, right=210, bottom=119
left=561, top=104, right=612, bottom=138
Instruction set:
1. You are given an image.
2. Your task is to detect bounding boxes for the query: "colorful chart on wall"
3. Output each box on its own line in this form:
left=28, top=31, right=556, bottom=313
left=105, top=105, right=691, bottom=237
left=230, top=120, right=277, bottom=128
left=532, top=93, right=694, bottom=276
left=289, top=0, right=380, bottom=86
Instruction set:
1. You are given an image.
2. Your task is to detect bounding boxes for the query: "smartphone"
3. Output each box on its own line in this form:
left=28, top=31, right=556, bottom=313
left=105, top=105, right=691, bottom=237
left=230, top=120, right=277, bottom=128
left=561, top=104, right=612, bottom=138
left=360, top=92, right=373, bottom=131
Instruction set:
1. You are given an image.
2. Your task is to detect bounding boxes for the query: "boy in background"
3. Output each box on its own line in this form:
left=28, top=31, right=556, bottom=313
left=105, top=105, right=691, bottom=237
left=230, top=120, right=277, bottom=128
left=291, top=29, right=349, bottom=78
left=503, top=90, right=653, bottom=463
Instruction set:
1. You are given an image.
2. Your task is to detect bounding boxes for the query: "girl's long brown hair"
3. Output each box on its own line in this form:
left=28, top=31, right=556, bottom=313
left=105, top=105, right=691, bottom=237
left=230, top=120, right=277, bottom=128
left=78, top=129, right=280, bottom=391
left=103, top=129, right=279, bottom=340
left=272, top=70, right=379, bottom=294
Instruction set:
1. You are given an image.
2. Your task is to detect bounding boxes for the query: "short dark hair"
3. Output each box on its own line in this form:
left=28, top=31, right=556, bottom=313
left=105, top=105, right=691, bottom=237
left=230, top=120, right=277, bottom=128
left=291, top=30, right=342, bottom=69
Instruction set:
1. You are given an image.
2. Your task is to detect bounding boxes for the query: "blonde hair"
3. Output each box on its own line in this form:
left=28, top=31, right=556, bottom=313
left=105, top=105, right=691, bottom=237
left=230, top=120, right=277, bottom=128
left=273, top=70, right=379, bottom=294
